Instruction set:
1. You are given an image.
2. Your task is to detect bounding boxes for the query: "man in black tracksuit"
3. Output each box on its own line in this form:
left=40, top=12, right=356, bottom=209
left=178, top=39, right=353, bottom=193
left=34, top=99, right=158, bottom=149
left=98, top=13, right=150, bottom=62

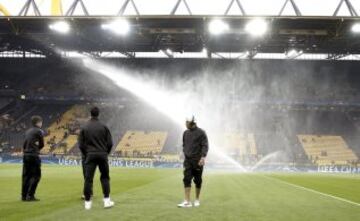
left=22, top=116, right=44, bottom=201
left=178, top=116, right=209, bottom=208
left=78, top=107, right=114, bottom=209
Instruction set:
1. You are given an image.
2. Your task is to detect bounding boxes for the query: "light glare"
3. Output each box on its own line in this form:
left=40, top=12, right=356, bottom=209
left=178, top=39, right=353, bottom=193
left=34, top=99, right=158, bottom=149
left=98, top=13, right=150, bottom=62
left=102, top=19, right=130, bottom=35
left=245, top=19, right=268, bottom=36
left=166, top=48, right=172, bottom=54
left=208, top=20, right=229, bottom=35
left=351, top=23, right=360, bottom=33
left=286, top=49, right=303, bottom=58
left=49, top=21, right=70, bottom=34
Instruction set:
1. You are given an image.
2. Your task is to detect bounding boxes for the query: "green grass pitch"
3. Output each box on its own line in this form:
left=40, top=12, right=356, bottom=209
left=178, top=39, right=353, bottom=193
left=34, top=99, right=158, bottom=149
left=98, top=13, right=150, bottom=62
left=0, top=164, right=359, bottom=221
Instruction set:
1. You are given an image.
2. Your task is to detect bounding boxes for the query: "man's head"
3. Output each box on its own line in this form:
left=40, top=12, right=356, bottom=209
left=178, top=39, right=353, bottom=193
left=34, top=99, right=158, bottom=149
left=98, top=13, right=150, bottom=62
left=90, top=106, right=100, bottom=118
left=31, top=115, right=43, bottom=128
left=185, top=115, right=197, bottom=129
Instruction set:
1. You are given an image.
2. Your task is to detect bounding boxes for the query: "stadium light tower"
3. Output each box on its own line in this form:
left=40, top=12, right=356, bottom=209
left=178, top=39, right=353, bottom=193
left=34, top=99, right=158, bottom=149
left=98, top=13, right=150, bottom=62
left=208, top=19, right=229, bottom=35
left=351, top=23, right=360, bottom=33
left=49, top=21, right=70, bottom=34
left=102, top=19, right=130, bottom=35
left=245, top=19, right=268, bottom=36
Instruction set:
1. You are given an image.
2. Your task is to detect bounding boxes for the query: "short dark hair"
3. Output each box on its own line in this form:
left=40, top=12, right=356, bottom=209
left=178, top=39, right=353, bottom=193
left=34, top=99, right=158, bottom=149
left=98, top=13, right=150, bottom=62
left=90, top=106, right=100, bottom=118
left=31, top=115, right=43, bottom=127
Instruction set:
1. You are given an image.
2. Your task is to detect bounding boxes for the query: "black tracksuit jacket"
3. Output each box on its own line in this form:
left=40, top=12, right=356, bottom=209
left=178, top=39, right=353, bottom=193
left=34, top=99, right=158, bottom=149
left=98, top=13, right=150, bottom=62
left=78, top=118, right=113, bottom=155
left=182, top=127, right=209, bottom=159
left=23, top=127, right=44, bottom=155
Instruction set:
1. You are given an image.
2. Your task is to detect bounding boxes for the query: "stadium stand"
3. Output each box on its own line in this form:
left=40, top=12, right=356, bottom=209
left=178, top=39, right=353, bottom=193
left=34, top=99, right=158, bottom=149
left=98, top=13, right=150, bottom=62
left=2, top=99, right=359, bottom=168
left=53, top=135, right=78, bottom=155
left=2, top=103, right=68, bottom=152
left=115, top=131, right=168, bottom=157
left=298, top=135, right=359, bottom=165
left=42, top=105, right=87, bottom=154
left=2, top=57, right=360, bottom=166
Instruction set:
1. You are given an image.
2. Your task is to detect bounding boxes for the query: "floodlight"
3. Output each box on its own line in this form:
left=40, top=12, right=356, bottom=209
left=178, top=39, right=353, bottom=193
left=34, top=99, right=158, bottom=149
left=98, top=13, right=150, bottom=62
left=208, top=20, right=229, bottom=35
left=102, top=19, right=130, bottom=35
left=49, top=21, right=70, bottom=34
left=351, top=23, right=360, bottom=33
left=245, top=19, right=268, bottom=36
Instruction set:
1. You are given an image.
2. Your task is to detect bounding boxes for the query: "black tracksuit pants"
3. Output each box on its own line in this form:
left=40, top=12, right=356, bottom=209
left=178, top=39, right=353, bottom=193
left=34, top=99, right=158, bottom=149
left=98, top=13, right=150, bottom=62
left=82, top=155, right=93, bottom=196
left=183, top=157, right=203, bottom=188
left=22, top=155, right=41, bottom=199
left=83, top=153, right=110, bottom=201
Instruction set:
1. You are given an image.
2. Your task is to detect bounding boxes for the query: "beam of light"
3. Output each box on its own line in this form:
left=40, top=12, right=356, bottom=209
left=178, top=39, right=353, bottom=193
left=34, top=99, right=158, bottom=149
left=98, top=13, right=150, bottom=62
left=82, top=58, right=247, bottom=172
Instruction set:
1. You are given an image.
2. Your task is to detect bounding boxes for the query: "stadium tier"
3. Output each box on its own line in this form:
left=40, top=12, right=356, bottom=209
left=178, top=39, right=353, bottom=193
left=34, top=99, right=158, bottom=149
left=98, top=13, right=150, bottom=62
left=115, top=130, right=168, bottom=157
left=298, top=135, right=359, bottom=165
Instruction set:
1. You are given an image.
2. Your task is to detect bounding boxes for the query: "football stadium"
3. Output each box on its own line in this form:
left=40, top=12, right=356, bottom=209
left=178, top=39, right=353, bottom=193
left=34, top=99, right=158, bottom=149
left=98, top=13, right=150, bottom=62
left=0, top=0, right=360, bottom=220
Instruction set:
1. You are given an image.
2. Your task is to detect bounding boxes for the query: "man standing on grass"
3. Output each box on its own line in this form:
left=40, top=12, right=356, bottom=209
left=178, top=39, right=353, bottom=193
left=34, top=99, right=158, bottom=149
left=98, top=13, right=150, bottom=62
left=22, top=116, right=44, bottom=202
left=178, top=116, right=209, bottom=208
left=78, top=107, right=114, bottom=210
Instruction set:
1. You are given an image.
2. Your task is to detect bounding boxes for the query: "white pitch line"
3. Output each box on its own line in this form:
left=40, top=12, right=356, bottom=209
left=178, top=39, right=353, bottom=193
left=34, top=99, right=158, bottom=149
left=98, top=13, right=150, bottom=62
left=264, top=175, right=360, bottom=207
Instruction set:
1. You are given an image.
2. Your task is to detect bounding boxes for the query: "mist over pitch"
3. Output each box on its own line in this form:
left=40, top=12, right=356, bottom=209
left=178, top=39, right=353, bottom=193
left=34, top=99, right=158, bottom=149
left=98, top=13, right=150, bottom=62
left=81, top=58, right=320, bottom=170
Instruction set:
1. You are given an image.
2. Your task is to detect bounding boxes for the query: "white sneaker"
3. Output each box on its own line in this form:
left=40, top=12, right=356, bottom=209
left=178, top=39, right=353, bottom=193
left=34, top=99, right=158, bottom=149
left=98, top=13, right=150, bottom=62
left=177, top=200, right=192, bottom=208
left=84, top=201, right=92, bottom=210
left=193, top=200, right=200, bottom=207
left=103, top=198, right=115, bottom=209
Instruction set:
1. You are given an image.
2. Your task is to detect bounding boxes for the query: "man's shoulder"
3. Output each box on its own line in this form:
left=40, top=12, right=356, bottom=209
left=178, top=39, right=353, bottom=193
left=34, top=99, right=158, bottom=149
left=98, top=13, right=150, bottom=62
left=83, top=119, right=108, bottom=130
left=96, top=120, right=109, bottom=130
left=196, top=127, right=206, bottom=134
left=184, top=127, right=206, bottom=135
left=26, top=128, right=43, bottom=138
left=27, top=127, right=42, bottom=134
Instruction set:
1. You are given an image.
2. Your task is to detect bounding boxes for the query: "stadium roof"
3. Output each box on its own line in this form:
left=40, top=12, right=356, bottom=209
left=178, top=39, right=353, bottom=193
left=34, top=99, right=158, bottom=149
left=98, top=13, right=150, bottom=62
left=0, top=0, right=360, bottom=60
left=0, top=0, right=360, bottom=17
left=1, top=16, right=360, bottom=59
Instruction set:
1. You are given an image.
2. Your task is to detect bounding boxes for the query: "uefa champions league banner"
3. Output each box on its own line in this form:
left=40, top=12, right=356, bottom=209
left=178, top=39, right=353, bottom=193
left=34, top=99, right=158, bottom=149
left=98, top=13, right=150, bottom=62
left=58, top=157, right=154, bottom=168
left=0, top=154, right=181, bottom=168
left=59, top=157, right=182, bottom=168
left=317, top=165, right=360, bottom=174
left=1, top=155, right=358, bottom=172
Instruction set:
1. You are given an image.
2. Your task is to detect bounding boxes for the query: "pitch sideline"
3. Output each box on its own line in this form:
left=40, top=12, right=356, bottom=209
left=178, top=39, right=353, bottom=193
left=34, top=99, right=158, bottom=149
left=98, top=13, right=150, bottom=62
left=264, top=175, right=360, bottom=207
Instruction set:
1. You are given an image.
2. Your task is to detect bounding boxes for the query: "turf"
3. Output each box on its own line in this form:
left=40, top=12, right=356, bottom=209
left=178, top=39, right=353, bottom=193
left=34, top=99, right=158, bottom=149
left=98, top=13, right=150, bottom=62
left=0, top=164, right=359, bottom=221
